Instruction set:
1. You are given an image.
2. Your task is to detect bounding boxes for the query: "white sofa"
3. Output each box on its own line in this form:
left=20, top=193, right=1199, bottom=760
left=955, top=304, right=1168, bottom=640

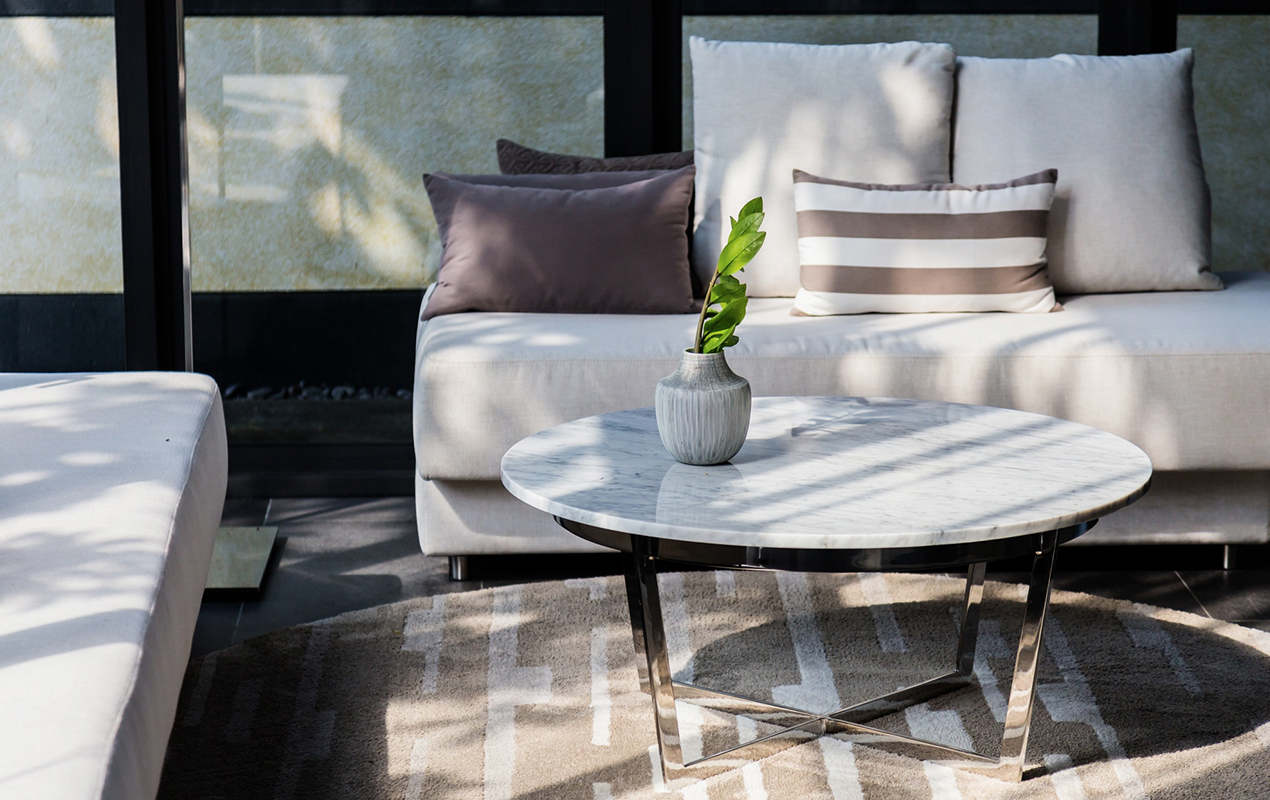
left=0, top=373, right=227, bottom=800
left=413, top=43, right=1270, bottom=559
left=413, top=271, right=1270, bottom=556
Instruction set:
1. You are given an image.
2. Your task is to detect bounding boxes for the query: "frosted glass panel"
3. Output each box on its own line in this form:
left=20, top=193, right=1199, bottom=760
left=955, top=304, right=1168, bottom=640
left=0, top=18, right=121, bottom=294
left=1180, top=16, right=1270, bottom=273
left=185, top=17, right=604, bottom=292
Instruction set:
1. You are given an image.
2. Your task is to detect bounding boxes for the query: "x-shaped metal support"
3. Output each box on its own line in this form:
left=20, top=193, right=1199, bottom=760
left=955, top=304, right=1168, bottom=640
left=622, top=530, right=1060, bottom=782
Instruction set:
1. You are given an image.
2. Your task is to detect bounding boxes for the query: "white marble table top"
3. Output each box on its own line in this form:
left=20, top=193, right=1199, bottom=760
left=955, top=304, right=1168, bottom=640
left=501, top=397, right=1153, bottom=550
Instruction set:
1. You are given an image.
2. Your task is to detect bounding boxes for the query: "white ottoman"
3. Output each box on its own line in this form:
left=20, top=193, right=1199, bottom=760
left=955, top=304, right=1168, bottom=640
left=0, top=373, right=228, bottom=800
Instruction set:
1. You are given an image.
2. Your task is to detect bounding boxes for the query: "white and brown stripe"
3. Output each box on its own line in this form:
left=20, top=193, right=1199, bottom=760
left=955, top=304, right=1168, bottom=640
left=792, top=169, right=1060, bottom=315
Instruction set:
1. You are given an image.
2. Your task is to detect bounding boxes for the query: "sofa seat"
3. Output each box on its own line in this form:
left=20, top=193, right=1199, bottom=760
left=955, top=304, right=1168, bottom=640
left=0, top=373, right=228, bottom=800
left=416, top=270, right=1270, bottom=480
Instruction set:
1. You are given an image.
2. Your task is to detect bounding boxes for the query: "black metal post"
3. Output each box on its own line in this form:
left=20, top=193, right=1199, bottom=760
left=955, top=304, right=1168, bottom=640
left=115, top=0, right=192, bottom=371
left=603, top=0, right=682, bottom=157
left=1099, top=0, right=1179, bottom=55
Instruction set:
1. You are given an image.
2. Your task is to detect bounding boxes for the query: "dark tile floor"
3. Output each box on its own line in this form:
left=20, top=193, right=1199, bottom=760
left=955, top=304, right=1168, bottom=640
left=191, top=497, right=1270, bottom=658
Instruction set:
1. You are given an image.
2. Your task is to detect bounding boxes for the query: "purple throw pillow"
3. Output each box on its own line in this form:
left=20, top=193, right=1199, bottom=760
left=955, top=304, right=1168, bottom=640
left=422, top=166, right=697, bottom=320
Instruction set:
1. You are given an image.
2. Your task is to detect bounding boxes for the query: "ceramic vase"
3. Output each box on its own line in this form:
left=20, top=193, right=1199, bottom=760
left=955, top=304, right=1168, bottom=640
left=655, top=350, right=751, bottom=465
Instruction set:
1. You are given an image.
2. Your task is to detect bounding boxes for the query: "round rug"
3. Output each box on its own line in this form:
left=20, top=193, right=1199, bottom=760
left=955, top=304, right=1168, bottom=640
left=159, top=572, right=1270, bottom=799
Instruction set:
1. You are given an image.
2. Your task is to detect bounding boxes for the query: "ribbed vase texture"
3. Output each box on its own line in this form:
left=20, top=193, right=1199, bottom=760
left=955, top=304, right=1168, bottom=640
left=655, top=350, right=751, bottom=466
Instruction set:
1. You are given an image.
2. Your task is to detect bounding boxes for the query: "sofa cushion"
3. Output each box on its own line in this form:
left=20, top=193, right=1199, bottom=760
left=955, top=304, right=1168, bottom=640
left=952, top=51, right=1222, bottom=295
left=435, top=170, right=673, bottom=189
left=792, top=168, right=1059, bottom=315
left=690, top=37, right=956, bottom=298
left=0, top=373, right=227, bottom=800
left=422, top=167, right=698, bottom=319
left=415, top=271, right=1270, bottom=479
left=497, top=138, right=693, bottom=174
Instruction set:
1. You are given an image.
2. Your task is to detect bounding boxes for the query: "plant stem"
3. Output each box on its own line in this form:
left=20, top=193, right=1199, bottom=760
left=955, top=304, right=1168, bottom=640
left=692, top=271, right=720, bottom=354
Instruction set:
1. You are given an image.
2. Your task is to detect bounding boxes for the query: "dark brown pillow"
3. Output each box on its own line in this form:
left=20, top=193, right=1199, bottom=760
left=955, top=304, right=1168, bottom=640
left=433, top=170, right=673, bottom=189
left=496, top=138, right=693, bottom=175
left=422, top=166, right=697, bottom=320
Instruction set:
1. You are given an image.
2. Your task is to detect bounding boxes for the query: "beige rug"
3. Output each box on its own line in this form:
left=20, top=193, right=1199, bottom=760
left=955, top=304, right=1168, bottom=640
left=159, top=572, right=1270, bottom=799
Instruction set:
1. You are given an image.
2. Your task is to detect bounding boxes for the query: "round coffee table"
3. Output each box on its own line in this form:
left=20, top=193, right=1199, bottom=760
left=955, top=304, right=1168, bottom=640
left=501, top=396, right=1153, bottom=782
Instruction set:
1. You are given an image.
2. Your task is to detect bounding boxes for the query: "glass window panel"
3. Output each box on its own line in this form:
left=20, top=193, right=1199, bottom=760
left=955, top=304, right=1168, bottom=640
left=0, top=18, right=124, bottom=371
left=186, top=16, right=604, bottom=292
left=1180, top=15, right=1270, bottom=274
left=184, top=16, right=603, bottom=446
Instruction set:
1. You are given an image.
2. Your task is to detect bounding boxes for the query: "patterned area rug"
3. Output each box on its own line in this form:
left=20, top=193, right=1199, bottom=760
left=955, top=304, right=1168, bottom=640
left=159, top=572, right=1270, bottom=799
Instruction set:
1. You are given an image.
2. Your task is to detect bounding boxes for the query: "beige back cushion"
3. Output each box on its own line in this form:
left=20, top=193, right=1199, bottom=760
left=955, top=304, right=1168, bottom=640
left=952, top=50, right=1222, bottom=295
left=690, top=37, right=956, bottom=297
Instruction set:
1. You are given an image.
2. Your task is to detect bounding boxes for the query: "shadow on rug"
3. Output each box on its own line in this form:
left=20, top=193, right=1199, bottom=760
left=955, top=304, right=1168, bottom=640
left=159, top=572, right=1270, bottom=799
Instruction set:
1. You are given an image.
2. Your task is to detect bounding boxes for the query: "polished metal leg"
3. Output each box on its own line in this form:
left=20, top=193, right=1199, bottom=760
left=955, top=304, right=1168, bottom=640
left=956, top=562, right=988, bottom=675
left=622, top=553, right=650, bottom=695
left=619, top=529, right=1070, bottom=782
left=829, top=669, right=971, bottom=725
left=625, top=539, right=825, bottom=774
left=672, top=681, right=820, bottom=720
left=980, top=529, right=1058, bottom=781
left=627, top=536, right=686, bottom=769
left=448, top=555, right=469, bottom=581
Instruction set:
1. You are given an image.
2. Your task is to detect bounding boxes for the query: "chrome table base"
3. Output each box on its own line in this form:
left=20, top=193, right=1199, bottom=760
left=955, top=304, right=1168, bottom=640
left=618, top=527, right=1072, bottom=783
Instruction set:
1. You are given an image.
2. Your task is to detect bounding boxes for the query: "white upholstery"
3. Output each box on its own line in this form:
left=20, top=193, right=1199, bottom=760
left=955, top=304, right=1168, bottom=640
left=690, top=37, right=956, bottom=297
left=0, top=373, right=228, bottom=800
left=416, top=475, right=610, bottom=555
left=953, top=51, right=1221, bottom=294
left=415, top=271, right=1270, bottom=480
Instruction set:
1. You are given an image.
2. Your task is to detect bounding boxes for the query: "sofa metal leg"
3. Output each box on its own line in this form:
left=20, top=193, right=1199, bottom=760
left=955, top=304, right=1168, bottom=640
left=449, top=555, right=470, bottom=581
left=1223, top=545, right=1235, bottom=571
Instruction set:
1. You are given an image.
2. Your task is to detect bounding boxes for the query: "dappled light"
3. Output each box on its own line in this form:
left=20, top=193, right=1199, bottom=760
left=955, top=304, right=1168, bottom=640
left=14, top=18, right=60, bottom=71
left=221, top=74, right=347, bottom=202
left=0, top=18, right=121, bottom=294
left=183, top=16, right=603, bottom=292
left=164, top=571, right=1270, bottom=798
left=0, top=373, right=226, bottom=798
left=94, top=71, right=118, bottom=160
left=502, top=397, right=1151, bottom=547
left=4, top=8, right=1269, bottom=799
left=0, top=374, right=216, bottom=618
left=417, top=274, right=1270, bottom=490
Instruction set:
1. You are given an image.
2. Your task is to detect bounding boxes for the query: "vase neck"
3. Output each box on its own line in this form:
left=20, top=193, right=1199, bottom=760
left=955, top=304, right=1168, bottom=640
left=678, top=350, right=735, bottom=380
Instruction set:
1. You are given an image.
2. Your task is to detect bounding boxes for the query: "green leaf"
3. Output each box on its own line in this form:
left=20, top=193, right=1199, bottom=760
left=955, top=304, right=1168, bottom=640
left=737, top=196, right=763, bottom=220
left=701, top=331, right=740, bottom=354
left=716, top=230, right=766, bottom=278
left=703, top=291, right=746, bottom=326
left=717, top=202, right=765, bottom=274
left=701, top=294, right=747, bottom=349
left=692, top=197, right=765, bottom=353
left=709, top=279, right=745, bottom=306
left=726, top=210, right=764, bottom=244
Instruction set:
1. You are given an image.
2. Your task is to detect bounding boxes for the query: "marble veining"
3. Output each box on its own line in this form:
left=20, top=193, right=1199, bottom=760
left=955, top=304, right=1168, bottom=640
left=500, top=396, right=1153, bottom=550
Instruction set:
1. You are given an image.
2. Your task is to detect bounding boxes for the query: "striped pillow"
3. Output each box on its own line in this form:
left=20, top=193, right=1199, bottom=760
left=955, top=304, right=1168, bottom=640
left=792, top=169, right=1060, bottom=315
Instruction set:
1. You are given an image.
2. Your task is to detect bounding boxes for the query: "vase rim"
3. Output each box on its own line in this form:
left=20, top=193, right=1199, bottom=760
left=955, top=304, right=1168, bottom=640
left=682, top=348, right=727, bottom=357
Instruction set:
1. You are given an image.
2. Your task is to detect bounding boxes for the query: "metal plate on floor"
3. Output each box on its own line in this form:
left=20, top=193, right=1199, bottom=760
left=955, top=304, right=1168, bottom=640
left=206, top=526, right=278, bottom=590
